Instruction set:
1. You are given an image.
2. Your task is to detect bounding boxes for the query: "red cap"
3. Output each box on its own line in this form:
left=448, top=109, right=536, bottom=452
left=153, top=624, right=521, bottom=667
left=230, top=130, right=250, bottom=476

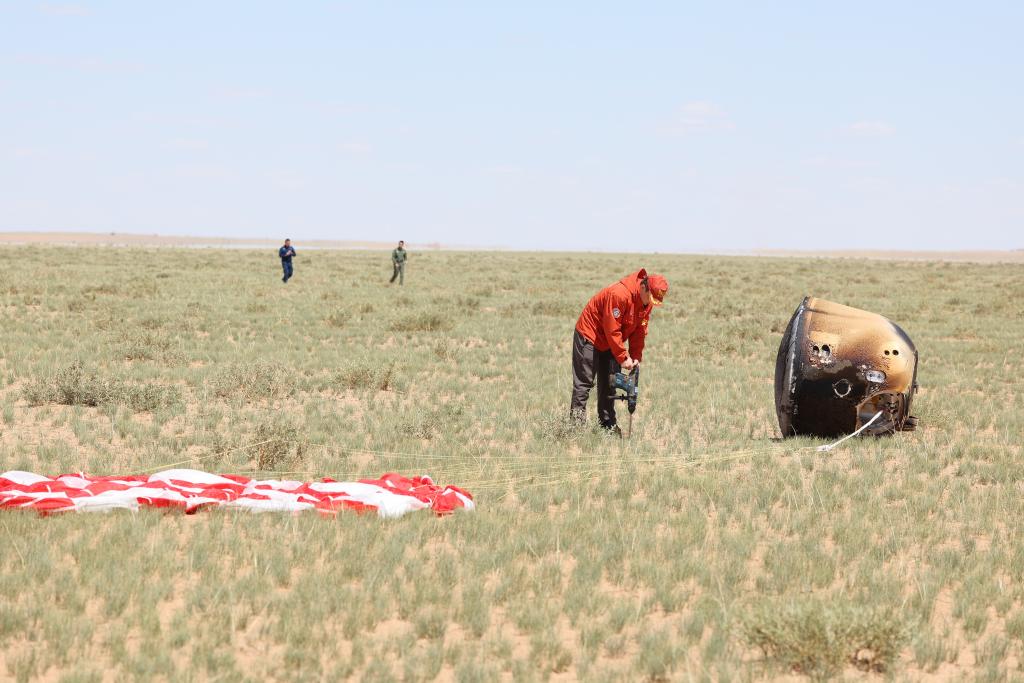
left=646, top=273, right=668, bottom=306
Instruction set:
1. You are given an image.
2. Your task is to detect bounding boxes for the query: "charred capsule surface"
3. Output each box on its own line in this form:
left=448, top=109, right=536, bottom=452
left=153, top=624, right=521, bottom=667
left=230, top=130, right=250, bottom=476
left=774, top=297, right=919, bottom=438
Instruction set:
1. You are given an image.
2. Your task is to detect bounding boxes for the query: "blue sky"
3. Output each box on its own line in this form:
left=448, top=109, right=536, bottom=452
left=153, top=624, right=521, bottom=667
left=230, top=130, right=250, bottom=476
left=2, top=2, right=1021, bottom=251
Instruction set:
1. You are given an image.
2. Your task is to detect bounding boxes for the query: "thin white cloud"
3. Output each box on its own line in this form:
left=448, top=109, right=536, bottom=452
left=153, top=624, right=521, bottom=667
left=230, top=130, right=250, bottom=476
left=37, top=3, right=91, bottom=17
left=663, top=101, right=734, bottom=135
left=173, top=164, right=236, bottom=182
left=8, top=146, right=49, bottom=160
left=845, top=121, right=895, bottom=137
left=303, top=101, right=375, bottom=117
left=164, top=138, right=209, bottom=152
left=801, top=156, right=871, bottom=170
left=269, top=170, right=307, bottom=191
left=983, top=177, right=1022, bottom=191
left=215, top=87, right=273, bottom=100
left=15, top=54, right=143, bottom=73
left=338, top=140, right=372, bottom=154
left=484, top=164, right=528, bottom=178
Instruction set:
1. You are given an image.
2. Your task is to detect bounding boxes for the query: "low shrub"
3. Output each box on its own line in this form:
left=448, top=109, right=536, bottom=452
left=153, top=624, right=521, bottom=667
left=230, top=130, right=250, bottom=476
left=532, top=300, right=576, bottom=317
left=332, top=362, right=396, bottom=392
left=397, top=403, right=465, bottom=441
left=252, top=418, right=304, bottom=471
left=535, top=414, right=589, bottom=443
left=740, top=599, right=909, bottom=679
left=433, top=341, right=456, bottom=361
left=210, top=362, right=288, bottom=401
left=23, top=362, right=179, bottom=412
left=390, top=312, right=452, bottom=333
left=119, top=330, right=182, bottom=362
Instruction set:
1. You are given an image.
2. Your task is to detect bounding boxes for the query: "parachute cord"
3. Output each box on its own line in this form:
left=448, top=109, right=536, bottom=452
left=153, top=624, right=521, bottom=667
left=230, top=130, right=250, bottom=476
left=815, top=411, right=884, bottom=453
left=2, top=518, right=26, bottom=569
left=133, top=424, right=871, bottom=482
left=136, top=439, right=278, bottom=475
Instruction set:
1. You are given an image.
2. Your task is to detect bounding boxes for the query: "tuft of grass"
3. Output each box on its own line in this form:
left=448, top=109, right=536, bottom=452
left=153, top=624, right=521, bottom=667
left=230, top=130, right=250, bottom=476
left=24, top=362, right=102, bottom=407
left=210, top=362, right=289, bottom=401
left=396, top=403, right=466, bottom=442
left=535, top=414, right=589, bottom=443
left=433, top=340, right=456, bottom=361
left=119, top=329, right=182, bottom=363
left=413, top=608, right=448, bottom=640
left=637, top=629, right=680, bottom=682
left=390, top=311, right=453, bottom=333
left=532, top=300, right=576, bottom=317
left=252, top=418, right=303, bottom=471
left=118, top=384, right=181, bottom=412
left=740, top=599, right=909, bottom=679
left=23, top=362, right=179, bottom=412
left=333, top=361, right=397, bottom=392
left=325, top=310, right=347, bottom=328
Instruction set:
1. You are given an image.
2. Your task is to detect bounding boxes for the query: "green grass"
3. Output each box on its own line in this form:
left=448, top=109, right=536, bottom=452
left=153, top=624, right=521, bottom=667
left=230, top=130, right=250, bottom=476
left=740, top=599, right=909, bottom=679
left=2, top=245, right=1024, bottom=680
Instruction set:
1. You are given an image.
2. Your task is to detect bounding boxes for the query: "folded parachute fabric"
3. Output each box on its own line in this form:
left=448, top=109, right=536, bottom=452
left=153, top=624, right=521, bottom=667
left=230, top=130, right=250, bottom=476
left=0, top=469, right=474, bottom=518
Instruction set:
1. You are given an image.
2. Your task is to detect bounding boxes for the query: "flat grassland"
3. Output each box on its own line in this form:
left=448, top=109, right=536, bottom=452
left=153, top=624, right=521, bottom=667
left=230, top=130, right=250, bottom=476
left=1, top=247, right=1022, bottom=681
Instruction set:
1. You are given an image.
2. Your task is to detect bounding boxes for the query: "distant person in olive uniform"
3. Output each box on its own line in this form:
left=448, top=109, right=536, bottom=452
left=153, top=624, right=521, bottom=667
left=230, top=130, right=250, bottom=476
left=279, top=238, right=296, bottom=283
left=389, top=240, right=407, bottom=285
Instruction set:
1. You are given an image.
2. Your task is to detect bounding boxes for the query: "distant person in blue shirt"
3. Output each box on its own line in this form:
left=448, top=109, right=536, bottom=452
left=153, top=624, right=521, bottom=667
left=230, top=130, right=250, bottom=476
left=279, top=239, right=296, bottom=282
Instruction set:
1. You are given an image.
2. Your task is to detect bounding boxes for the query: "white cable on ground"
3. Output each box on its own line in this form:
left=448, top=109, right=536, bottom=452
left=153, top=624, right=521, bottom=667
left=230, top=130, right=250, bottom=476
left=816, top=411, right=883, bottom=452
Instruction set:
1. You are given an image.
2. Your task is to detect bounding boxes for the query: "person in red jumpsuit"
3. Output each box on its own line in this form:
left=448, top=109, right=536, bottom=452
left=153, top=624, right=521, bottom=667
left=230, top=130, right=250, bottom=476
left=570, top=269, right=668, bottom=432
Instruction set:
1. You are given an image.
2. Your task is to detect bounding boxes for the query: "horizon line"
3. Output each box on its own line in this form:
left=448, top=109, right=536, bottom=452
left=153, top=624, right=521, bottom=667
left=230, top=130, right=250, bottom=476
left=3, top=230, right=1023, bottom=263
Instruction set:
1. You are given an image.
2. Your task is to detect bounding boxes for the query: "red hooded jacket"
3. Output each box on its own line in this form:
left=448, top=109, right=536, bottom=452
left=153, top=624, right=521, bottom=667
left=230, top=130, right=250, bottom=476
left=575, top=269, right=652, bottom=364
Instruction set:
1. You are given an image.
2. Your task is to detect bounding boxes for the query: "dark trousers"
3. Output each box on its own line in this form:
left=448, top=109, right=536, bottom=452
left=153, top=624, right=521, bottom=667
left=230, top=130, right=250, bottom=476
left=282, top=261, right=293, bottom=282
left=570, top=329, right=619, bottom=427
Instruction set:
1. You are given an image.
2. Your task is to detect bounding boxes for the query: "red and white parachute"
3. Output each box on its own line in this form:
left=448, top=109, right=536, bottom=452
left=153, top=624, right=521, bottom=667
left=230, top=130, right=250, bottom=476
left=0, top=469, right=474, bottom=518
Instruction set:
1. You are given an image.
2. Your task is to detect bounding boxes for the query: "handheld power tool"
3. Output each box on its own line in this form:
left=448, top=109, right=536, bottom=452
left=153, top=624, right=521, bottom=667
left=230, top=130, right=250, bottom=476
left=609, top=365, right=640, bottom=437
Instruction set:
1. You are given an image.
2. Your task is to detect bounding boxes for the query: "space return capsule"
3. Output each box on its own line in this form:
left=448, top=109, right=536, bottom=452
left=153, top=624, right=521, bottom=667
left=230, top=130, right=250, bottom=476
left=774, top=297, right=919, bottom=438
